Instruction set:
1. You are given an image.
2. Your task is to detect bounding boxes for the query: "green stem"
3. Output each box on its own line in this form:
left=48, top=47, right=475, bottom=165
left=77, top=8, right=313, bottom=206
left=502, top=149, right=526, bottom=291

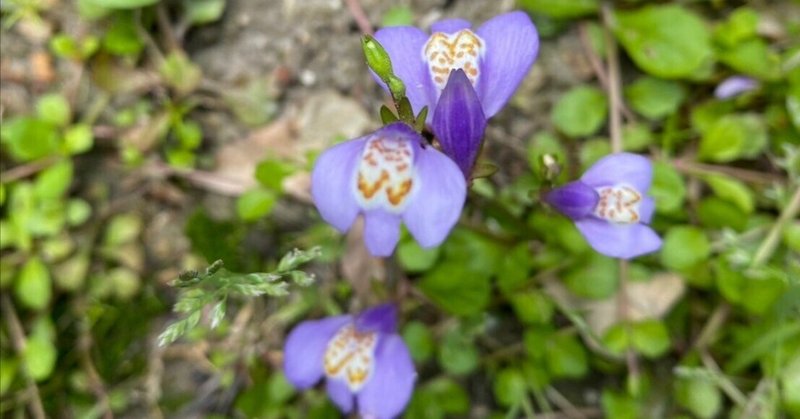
left=751, top=185, right=800, bottom=267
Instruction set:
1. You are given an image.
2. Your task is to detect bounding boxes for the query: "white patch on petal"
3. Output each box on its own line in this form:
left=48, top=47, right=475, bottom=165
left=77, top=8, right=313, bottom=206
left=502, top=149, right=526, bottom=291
left=323, top=324, right=378, bottom=392
left=594, top=185, right=642, bottom=224
left=423, top=29, right=485, bottom=94
left=353, top=135, right=418, bottom=213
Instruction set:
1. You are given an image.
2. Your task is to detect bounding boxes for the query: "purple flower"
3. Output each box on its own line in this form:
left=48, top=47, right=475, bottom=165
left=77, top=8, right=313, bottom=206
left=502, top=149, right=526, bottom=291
left=311, top=122, right=466, bottom=257
left=284, top=304, right=416, bottom=419
left=374, top=11, right=539, bottom=122
left=432, top=69, right=487, bottom=179
left=714, top=76, right=759, bottom=99
left=545, top=153, right=662, bottom=259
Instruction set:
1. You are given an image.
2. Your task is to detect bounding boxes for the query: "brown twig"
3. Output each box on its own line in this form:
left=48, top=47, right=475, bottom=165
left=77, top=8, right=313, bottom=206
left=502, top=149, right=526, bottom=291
left=673, top=159, right=786, bottom=186
left=0, top=295, right=47, bottom=419
left=156, top=3, right=180, bottom=52
left=578, top=22, right=635, bottom=123
left=0, top=156, right=58, bottom=183
left=344, top=0, right=374, bottom=35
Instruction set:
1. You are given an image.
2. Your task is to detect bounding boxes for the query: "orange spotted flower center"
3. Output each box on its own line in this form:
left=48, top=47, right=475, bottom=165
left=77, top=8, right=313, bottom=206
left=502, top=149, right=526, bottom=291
left=323, top=324, right=378, bottom=392
left=354, top=136, right=417, bottom=213
left=423, top=29, right=485, bottom=93
left=594, top=185, right=642, bottom=224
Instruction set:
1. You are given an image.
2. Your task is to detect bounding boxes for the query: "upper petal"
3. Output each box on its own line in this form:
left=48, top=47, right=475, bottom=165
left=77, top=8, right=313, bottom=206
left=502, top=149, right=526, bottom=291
left=475, top=11, right=539, bottom=118
left=364, top=210, right=402, bottom=257
left=580, top=152, right=653, bottom=193
left=326, top=379, right=355, bottom=414
left=311, top=138, right=365, bottom=232
left=714, top=76, right=759, bottom=99
left=432, top=69, right=487, bottom=178
left=373, top=27, right=436, bottom=118
left=431, top=18, right=471, bottom=34
left=546, top=181, right=599, bottom=220
left=356, top=303, right=398, bottom=335
left=357, top=335, right=417, bottom=419
left=574, top=218, right=662, bottom=259
left=283, top=315, right=352, bottom=389
left=402, top=145, right=466, bottom=248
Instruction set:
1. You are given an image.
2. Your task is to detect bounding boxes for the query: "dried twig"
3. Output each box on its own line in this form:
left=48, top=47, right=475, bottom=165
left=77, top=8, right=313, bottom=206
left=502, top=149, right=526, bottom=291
left=344, top=0, right=374, bottom=35
left=0, top=295, right=47, bottom=419
left=0, top=156, right=57, bottom=182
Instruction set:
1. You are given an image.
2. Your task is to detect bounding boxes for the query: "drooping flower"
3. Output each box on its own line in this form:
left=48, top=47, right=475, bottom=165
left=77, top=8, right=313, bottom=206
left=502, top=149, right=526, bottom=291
left=311, top=122, right=466, bottom=257
left=432, top=69, right=487, bottom=179
left=373, top=11, right=539, bottom=122
left=284, top=304, right=416, bottom=419
left=545, top=153, right=662, bottom=259
left=714, top=75, right=759, bottom=99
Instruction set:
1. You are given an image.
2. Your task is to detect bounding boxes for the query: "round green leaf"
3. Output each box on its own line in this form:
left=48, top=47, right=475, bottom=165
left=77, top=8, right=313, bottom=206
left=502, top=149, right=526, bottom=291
left=630, top=320, right=670, bottom=358
left=675, top=376, right=722, bottom=419
left=701, top=174, right=755, bottom=214
left=438, top=330, right=479, bottom=376
left=545, top=333, right=588, bottom=378
left=564, top=253, right=618, bottom=299
left=236, top=188, right=277, bottom=221
left=419, top=261, right=491, bottom=316
left=612, top=5, right=713, bottom=79
left=402, top=321, right=434, bottom=362
left=23, top=336, right=57, bottom=382
left=650, top=161, right=686, bottom=214
left=699, top=114, right=767, bottom=162
left=0, top=117, right=61, bottom=162
left=34, top=160, right=73, bottom=199
left=552, top=86, right=608, bottom=138
left=494, top=368, right=528, bottom=407
left=397, top=238, right=440, bottom=273
left=624, top=77, right=687, bottom=120
left=660, top=226, right=711, bottom=271
left=64, top=123, right=94, bottom=154
left=511, top=290, right=554, bottom=325
left=518, top=0, right=599, bottom=19
left=36, top=93, right=71, bottom=127
left=14, top=257, right=52, bottom=310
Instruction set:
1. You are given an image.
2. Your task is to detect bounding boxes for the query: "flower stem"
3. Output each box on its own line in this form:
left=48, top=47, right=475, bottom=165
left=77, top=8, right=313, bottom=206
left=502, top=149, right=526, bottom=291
left=751, top=185, right=800, bottom=267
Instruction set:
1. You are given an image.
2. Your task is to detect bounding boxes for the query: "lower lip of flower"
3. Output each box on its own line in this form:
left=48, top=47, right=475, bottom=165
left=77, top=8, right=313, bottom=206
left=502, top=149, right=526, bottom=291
left=594, top=185, right=642, bottom=224
left=323, top=323, right=378, bottom=392
left=423, top=29, right=484, bottom=93
left=354, top=136, right=418, bottom=213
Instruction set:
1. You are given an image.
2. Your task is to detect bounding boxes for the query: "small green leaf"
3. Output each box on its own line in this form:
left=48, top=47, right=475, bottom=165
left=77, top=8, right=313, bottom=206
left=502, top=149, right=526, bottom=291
left=717, top=38, right=781, bottom=81
left=675, top=376, right=722, bottom=419
left=23, top=336, right=57, bottom=382
left=699, top=113, right=767, bottom=162
left=630, top=320, right=670, bottom=358
left=0, top=117, right=60, bottom=162
left=108, top=267, right=140, bottom=300
left=0, top=358, right=17, bottom=395
left=159, top=51, right=203, bottom=95
left=36, top=93, right=71, bottom=127
left=66, top=199, right=92, bottom=226
left=64, top=123, right=94, bottom=154
left=34, top=160, right=73, bottom=199
left=254, top=159, right=294, bottom=191
left=419, top=260, right=490, bottom=316
left=104, top=213, right=142, bottom=246
left=102, top=14, right=144, bottom=55
left=236, top=188, right=277, bottom=221
left=650, top=161, right=686, bottom=214
left=545, top=333, right=588, bottom=378
left=402, top=321, right=434, bottom=362
left=15, top=257, right=52, bottom=310
left=552, top=86, right=607, bottom=137
left=438, top=329, right=479, bottom=376
left=518, top=0, right=599, bottom=19
left=622, top=123, right=654, bottom=151
left=183, top=0, right=225, bottom=25
left=397, top=237, right=440, bottom=273
left=701, top=173, right=755, bottom=214
left=624, top=77, right=686, bottom=120
left=564, top=253, right=618, bottom=299
left=494, top=368, right=528, bottom=407
left=713, top=7, right=759, bottom=47
left=660, top=226, right=711, bottom=271
left=511, top=290, right=554, bottom=325
left=611, top=5, right=713, bottom=79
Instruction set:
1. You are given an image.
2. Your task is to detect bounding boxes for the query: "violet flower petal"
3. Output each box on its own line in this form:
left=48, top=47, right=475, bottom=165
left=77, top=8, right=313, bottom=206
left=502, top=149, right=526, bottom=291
left=432, top=69, right=487, bottom=178
left=311, top=138, right=365, bottom=232
left=545, top=181, right=599, bottom=220
left=356, top=303, right=397, bottom=335
left=283, top=315, right=352, bottom=389
left=357, top=335, right=416, bottom=419
left=373, top=27, right=435, bottom=118
left=640, top=197, right=656, bottom=224
left=431, top=18, right=471, bottom=34
left=402, top=143, right=466, bottom=248
left=326, top=379, right=355, bottom=414
left=714, top=76, right=758, bottom=99
left=580, top=153, right=652, bottom=192
left=364, top=210, right=402, bottom=257
left=475, top=11, right=539, bottom=118
left=574, top=219, right=662, bottom=259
